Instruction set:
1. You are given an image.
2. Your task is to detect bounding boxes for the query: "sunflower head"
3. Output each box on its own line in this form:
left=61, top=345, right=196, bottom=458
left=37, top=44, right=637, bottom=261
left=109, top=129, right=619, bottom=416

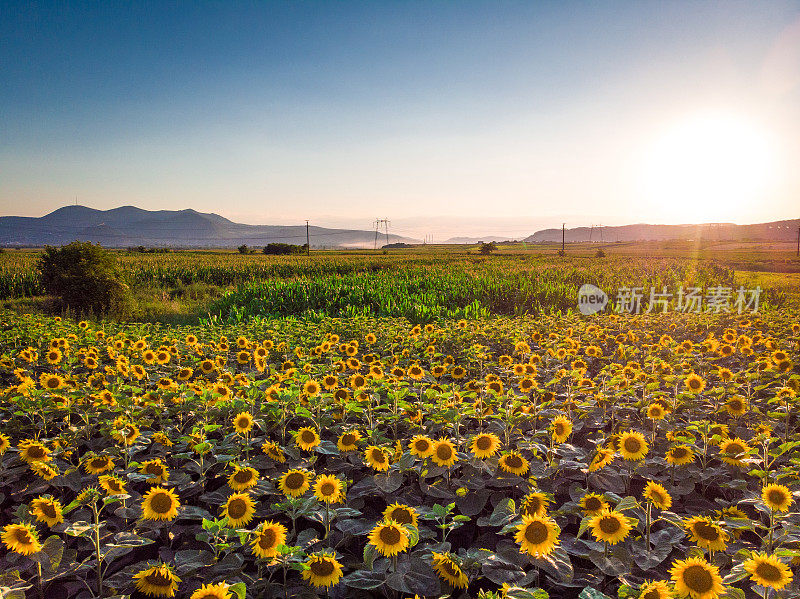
left=470, top=433, right=501, bottom=459
left=617, top=430, right=649, bottom=461
left=302, top=552, right=344, bottom=588
left=684, top=516, right=728, bottom=552
left=431, top=438, right=458, bottom=467
left=762, top=484, right=793, bottom=512
left=579, top=493, right=609, bottom=516
left=589, top=509, right=632, bottom=545
left=744, top=552, right=793, bottom=590
left=364, top=446, right=390, bottom=471
left=431, top=552, right=468, bottom=589
left=251, top=520, right=288, bottom=560
left=133, top=563, right=182, bottom=598
left=643, top=481, right=672, bottom=510
left=278, top=469, right=312, bottom=498
left=141, top=487, right=181, bottom=521
left=498, top=451, right=530, bottom=476
left=295, top=427, right=320, bottom=451
left=314, top=474, right=344, bottom=504
left=221, top=492, right=255, bottom=527
left=2, top=522, right=43, bottom=555
left=368, top=519, right=410, bottom=556
left=514, top=514, right=559, bottom=557
left=670, top=557, right=724, bottom=599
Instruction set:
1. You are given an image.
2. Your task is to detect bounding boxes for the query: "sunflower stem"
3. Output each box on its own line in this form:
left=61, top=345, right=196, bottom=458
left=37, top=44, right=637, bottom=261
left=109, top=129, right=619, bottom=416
left=90, top=501, right=103, bottom=596
left=36, top=560, right=44, bottom=599
left=645, top=501, right=651, bottom=556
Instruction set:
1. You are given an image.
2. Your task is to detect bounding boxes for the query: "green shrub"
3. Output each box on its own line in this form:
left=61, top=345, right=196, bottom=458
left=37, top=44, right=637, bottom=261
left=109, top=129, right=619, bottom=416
left=37, top=242, right=132, bottom=316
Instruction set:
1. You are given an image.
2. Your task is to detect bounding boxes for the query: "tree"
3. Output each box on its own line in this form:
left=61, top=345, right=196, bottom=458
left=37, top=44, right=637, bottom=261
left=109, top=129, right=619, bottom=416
left=237, top=244, right=250, bottom=254
left=479, top=241, right=497, bottom=255
left=37, top=242, right=131, bottom=316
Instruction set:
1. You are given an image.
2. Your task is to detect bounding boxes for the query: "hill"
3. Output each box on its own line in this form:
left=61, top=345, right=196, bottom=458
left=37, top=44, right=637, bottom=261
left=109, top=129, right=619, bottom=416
left=524, top=220, right=800, bottom=243
left=0, top=206, right=419, bottom=248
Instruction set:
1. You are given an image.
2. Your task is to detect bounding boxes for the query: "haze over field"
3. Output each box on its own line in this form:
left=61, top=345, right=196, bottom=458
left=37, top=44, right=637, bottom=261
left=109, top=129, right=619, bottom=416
left=2, top=2, right=800, bottom=240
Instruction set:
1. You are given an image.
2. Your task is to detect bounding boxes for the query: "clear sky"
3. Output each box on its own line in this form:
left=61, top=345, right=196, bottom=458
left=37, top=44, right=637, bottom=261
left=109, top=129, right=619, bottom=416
left=2, top=1, right=799, bottom=239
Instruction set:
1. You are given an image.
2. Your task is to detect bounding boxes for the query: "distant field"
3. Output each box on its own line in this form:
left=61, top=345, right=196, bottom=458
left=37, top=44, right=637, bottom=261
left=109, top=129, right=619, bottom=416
left=1, top=240, right=798, bottom=322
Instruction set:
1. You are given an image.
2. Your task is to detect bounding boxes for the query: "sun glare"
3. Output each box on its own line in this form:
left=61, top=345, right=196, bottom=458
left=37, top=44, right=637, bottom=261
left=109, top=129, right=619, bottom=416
left=639, top=112, right=776, bottom=223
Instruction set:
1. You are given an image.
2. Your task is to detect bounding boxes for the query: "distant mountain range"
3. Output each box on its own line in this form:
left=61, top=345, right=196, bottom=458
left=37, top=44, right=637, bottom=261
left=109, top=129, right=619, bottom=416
left=524, top=220, right=800, bottom=243
left=0, top=206, right=419, bottom=248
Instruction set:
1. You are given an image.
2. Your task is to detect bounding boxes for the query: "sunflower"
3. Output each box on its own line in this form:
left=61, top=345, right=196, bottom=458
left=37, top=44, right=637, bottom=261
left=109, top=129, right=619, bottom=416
left=302, top=552, right=344, bottom=588
left=431, top=552, right=468, bottom=589
left=639, top=580, right=672, bottom=599
left=278, top=469, right=312, bottom=497
left=431, top=438, right=458, bottom=467
left=112, top=422, right=140, bottom=446
left=251, top=520, right=288, bottom=559
left=30, top=461, right=59, bottom=480
left=141, top=487, right=181, bottom=521
left=589, top=446, right=616, bottom=471
left=643, top=481, right=672, bottom=510
left=684, top=517, right=728, bottom=552
left=140, top=459, right=170, bottom=484
left=409, top=435, right=435, bottom=458
left=228, top=466, right=259, bottom=492
left=719, top=438, right=750, bottom=467
left=762, top=483, right=793, bottom=512
left=684, top=373, right=706, bottom=394
left=262, top=441, right=286, bottom=463
left=1, top=523, right=42, bottom=555
left=314, top=475, right=344, bottom=504
left=407, top=365, right=425, bottom=381
left=296, top=427, right=320, bottom=451
left=83, top=454, right=115, bottom=474
left=232, top=412, right=254, bottom=434
left=514, top=514, right=559, bottom=557
left=725, top=396, right=748, bottom=417
left=579, top=493, right=609, bottom=516
left=190, top=582, right=231, bottom=599
left=646, top=403, right=666, bottom=420
left=221, top=492, right=255, bottom=527
left=470, top=432, right=501, bottom=459
left=364, top=446, right=390, bottom=471
left=303, top=379, right=321, bottom=397
left=368, top=520, right=410, bottom=556
left=589, top=510, right=632, bottom=545
left=0, top=433, right=9, bottom=455
left=383, top=503, right=419, bottom=528
left=133, top=563, right=182, bottom=598
left=551, top=415, right=573, bottom=443
left=521, top=492, right=551, bottom=517
left=46, top=348, right=63, bottom=364
left=336, top=430, right=361, bottom=452
left=670, top=557, right=724, bottom=599
left=666, top=445, right=695, bottom=466
left=743, top=552, right=793, bottom=590
left=99, top=474, right=126, bottom=496
left=30, top=497, right=64, bottom=527
left=618, top=431, right=649, bottom=461
left=18, top=439, right=51, bottom=463
left=498, top=452, right=529, bottom=476
left=39, top=373, right=64, bottom=390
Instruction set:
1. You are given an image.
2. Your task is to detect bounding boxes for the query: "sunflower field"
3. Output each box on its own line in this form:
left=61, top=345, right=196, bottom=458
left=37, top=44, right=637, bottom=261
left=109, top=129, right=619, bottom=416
left=1, top=293, right=799, bottom=598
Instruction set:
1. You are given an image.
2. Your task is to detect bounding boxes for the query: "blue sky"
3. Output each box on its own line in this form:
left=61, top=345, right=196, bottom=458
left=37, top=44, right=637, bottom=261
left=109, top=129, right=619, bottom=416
left=2, top=1, right=799, bottom=239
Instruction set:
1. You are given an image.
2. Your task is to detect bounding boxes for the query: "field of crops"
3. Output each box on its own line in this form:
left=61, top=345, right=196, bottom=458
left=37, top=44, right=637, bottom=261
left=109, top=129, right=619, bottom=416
left=0, top=246, right=799, bottom=599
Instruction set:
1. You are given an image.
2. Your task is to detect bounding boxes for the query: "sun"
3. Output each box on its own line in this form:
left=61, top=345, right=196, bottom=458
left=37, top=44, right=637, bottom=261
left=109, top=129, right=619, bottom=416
left=639, top=111, right=776, bottom=222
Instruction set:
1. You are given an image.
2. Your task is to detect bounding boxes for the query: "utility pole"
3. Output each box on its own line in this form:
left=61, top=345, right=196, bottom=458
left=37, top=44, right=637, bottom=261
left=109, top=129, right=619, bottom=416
left=383, top=218, right=390, bottom=247
left=374, top=219, right=380, bottom=250
left=306, top=220, right=310, bottom=257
